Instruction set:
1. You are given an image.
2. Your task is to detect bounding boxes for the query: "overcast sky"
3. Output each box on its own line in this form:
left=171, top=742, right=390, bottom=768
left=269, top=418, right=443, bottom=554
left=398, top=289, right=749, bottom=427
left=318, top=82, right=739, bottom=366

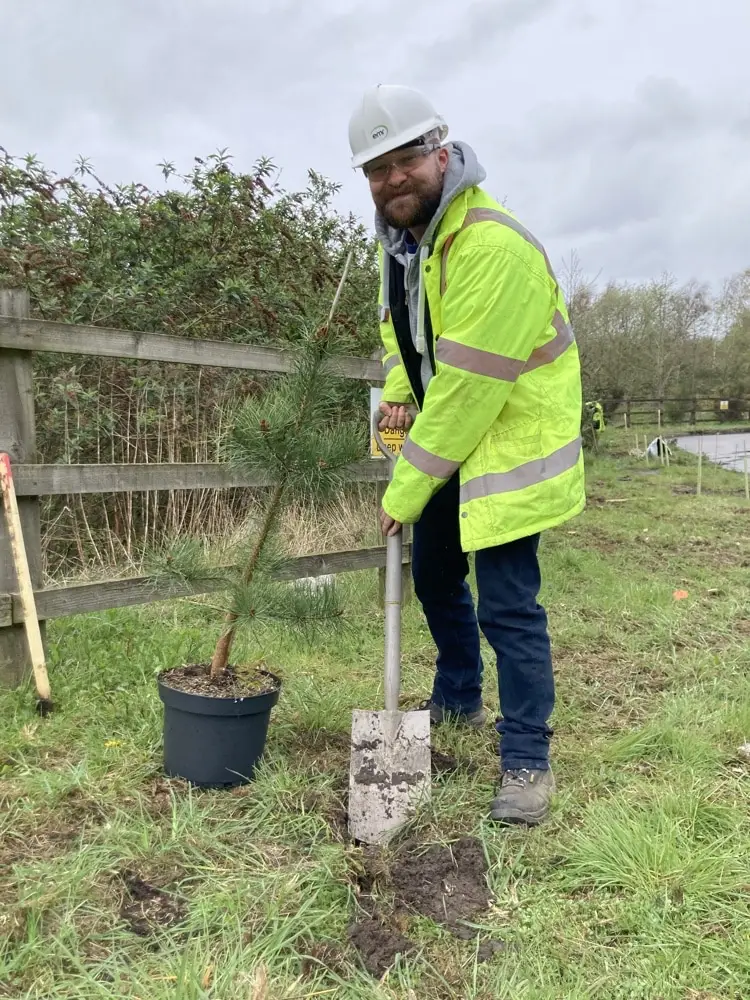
left=3, top=0, right=749, bottom=289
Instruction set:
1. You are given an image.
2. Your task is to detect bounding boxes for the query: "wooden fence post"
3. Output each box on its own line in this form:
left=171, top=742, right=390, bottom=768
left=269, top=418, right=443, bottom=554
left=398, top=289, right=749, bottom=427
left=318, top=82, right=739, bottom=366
left=0, top=289, right=45, bottom=687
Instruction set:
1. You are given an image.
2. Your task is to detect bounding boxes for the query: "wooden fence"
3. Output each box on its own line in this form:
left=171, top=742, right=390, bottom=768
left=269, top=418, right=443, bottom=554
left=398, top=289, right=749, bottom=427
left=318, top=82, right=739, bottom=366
left=603, top=397, right=750, bottom=428
left=0, top=288, right=401, bottom=687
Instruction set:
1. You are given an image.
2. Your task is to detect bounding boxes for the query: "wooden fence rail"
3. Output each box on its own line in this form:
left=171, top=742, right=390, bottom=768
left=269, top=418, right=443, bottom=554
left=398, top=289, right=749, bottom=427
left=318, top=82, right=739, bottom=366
left=0, top=543, right=411, bottom=628
left=12, top=460, right=388, bottom=497
left=0, top=292, right=392, bottom=687
left=0, top=317, right=383, bottom=382
left=601, top=397, right=750, bottom=428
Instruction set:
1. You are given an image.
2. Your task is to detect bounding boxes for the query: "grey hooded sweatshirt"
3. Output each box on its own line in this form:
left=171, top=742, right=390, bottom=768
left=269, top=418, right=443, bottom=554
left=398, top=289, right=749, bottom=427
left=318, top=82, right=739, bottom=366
left=374, top=141, right=486, bottom=396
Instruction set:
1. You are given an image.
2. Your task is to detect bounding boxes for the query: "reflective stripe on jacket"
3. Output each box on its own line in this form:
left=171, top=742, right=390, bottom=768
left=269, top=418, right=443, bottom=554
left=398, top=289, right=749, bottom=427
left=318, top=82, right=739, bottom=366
left=378, top=186, right=586, bottom=552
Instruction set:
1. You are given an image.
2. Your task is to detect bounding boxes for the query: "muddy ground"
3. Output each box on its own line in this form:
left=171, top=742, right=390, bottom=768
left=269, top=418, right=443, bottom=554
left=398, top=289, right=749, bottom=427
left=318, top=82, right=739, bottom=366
left=347, top=835, right=504, bottom=976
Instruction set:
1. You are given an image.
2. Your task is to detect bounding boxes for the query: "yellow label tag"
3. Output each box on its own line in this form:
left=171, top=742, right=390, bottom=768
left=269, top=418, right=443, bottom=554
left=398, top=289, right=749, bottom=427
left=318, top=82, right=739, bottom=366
left=370, top=425, right=405, bottom=459
left=720, top=400, right=729, bottom=411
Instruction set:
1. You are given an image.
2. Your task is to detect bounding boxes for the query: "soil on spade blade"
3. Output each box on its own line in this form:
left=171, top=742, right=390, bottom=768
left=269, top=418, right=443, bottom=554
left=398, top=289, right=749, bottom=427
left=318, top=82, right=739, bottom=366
left=159, top=663, right=280, bottom=699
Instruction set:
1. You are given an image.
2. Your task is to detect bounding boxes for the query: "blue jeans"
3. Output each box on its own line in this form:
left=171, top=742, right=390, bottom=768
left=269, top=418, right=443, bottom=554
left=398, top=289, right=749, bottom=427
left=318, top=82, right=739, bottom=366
left=411, top=476, right=554, bottom=770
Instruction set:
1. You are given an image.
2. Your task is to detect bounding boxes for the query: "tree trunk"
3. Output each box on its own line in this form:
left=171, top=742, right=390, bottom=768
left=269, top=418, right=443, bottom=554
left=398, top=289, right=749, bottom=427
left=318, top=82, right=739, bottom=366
left=209, top=481, right=285, bottom=679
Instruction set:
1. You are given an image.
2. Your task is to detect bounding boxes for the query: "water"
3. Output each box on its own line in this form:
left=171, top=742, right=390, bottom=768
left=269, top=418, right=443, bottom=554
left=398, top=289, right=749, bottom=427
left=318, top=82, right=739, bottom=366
left=675, top=432, right=750, bottom=473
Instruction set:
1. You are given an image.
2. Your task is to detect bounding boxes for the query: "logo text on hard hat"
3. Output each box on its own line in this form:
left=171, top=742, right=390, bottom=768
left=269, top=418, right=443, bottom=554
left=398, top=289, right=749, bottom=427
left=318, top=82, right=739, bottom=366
left=371, top=125, right=388, bottom=141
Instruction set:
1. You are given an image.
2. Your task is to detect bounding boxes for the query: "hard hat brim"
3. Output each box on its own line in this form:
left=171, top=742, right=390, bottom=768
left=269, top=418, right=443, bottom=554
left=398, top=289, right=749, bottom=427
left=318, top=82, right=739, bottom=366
left=351, top=119, right=448, bottom=169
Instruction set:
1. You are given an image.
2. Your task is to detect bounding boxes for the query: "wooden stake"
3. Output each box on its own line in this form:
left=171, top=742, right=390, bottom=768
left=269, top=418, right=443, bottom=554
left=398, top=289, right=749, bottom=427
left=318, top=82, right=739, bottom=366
left=624, top=411, right=629, bottom=430
left=657, top=409, right=662, bottom=430
left=744, top=444, right=749, bottom=502
left=324, top=249, right=354, bottom=330
left=697, top=436, right=703, bottom=496
left=0, top=287, right=44, bottom=689
left=0, top=453, right=52, bottom=707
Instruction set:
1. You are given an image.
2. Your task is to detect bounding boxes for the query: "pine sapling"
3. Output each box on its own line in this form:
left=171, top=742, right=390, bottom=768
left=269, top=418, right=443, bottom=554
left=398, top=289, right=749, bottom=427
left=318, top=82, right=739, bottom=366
left=159, top=251, right=365, bottom=686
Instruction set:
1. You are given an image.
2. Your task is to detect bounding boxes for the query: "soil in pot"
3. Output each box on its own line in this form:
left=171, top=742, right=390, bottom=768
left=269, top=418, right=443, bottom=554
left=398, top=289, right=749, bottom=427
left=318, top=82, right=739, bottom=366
left=158, top=663, right=281, bottom=788
left=159, top=663, right=280, bottom=698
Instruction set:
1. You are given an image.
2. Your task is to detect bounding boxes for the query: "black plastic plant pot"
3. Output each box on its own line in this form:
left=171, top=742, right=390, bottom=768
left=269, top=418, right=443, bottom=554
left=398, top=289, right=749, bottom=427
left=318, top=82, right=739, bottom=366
left=157, top=672, right=281, bottom=787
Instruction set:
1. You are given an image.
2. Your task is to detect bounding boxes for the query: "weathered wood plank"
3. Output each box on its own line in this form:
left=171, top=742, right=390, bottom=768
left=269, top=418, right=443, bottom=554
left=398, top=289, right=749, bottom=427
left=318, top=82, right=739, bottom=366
left=273, top=545, right=410, bottom=581
left=13, top=460, right=389, bottom=496
left=0, top=317, right=384, bottom=383
left=0, top=290, right=45, bottom=686
left=4, top=544, right=411, bottom=624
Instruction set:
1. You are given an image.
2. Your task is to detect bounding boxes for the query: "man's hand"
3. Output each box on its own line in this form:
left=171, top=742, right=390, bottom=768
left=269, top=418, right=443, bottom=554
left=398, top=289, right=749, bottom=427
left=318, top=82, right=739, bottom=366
left=379, top=507, right=402, bottom=537
left=378, top=401, right=414, bottom=431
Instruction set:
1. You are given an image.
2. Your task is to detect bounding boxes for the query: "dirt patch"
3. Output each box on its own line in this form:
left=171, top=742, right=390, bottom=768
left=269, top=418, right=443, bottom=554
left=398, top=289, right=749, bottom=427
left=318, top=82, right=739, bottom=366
left=301, top=788, right=349, bottom=839
left=159, top=663, right=280, bottom=699
left=347, top=916, right=414, bottom=977
left=431, top=749, right=478, bottom=776
left=673, top=485, right=747, bottom=498
left=391, top=836, right=491, bottom=932
left=294, top=728, right=351, bottom=752
left=431, top=749, right=460, bottom=775
left=118, top=870, right=187, bottom=937
left=58, top=787, right=110, bottom=825
left=476, top=939, right=507, bottom=962
left=1, top=829, right=77, bottom=867
left=351, top=845, right=390, bottom=895
left=300, top=940, right=350, bottom=979
left=586, top=494, right=613, bottom=507
left=559, top=649, right=671, bottom=694
left=575, top=525, right=621, bottom=554
left=351, top=838, right=491, bottom=931
left=288, top=728, right=351, bottom=772
left=347, top=838, right=498, bottom=976
left=145, top=777, right=190, bottom=815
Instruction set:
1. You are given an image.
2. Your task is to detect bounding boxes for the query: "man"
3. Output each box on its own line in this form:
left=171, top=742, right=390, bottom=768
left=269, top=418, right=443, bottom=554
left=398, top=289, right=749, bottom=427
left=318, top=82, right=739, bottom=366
left=348, top=85, right=586, bottom=825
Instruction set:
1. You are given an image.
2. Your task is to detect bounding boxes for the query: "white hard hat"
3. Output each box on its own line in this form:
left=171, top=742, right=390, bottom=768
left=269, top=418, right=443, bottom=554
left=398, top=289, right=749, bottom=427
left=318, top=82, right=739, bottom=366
left=348, top=84, right=449, bottom=169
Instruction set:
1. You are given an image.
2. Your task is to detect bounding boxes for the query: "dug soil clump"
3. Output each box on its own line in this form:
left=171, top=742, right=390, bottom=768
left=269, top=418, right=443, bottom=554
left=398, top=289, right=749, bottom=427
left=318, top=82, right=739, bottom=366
left=391, top=836, right=491, bottom=932
left=348, top=836, right=499, bottom=974
left=118, top=870, right=187, bottom=937
left=347, top=917, right=414, bottom=977
left=430, top=748, right=478, bottom=776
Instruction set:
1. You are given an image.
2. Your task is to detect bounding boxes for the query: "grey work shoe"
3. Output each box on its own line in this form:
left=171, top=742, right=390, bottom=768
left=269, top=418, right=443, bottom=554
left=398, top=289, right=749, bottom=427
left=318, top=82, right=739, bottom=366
left=490, top=767, right=555, bottom=826
left=418, top=700, right=487, bottom=729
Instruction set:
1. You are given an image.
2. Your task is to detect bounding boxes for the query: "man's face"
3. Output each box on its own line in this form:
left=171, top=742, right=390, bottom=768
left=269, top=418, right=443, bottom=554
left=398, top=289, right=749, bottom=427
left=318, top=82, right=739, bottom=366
left=367, top=146, right=449, bottom=230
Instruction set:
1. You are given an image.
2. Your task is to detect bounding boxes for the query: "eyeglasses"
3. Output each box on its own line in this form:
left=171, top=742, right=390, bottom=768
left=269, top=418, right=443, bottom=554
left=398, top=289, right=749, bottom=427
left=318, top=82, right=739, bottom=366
left=363, top=144, right=440, bottom=183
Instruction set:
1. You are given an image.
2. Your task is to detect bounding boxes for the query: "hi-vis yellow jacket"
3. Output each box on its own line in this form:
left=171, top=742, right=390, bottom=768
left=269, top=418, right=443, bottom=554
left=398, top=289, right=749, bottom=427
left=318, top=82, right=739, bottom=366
left=379, top=186, right=585, bottom=551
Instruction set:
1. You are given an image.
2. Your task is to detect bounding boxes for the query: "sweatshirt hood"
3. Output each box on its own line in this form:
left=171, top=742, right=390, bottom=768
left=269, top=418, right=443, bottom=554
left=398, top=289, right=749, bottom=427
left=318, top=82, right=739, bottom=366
left=374, top=141, right=486, bottom=257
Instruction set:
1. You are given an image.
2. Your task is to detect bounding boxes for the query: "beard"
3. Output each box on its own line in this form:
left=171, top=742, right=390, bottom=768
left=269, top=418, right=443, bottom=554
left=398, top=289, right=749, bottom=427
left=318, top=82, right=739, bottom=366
left=375, top=162, right=444, bottom=230
left=379, top=188, right=443, bottom=230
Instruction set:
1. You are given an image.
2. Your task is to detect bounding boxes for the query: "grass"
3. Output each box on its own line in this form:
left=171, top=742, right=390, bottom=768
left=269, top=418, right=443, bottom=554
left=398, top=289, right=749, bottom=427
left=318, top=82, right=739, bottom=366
left=2, top=427, right=750, bottom=999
